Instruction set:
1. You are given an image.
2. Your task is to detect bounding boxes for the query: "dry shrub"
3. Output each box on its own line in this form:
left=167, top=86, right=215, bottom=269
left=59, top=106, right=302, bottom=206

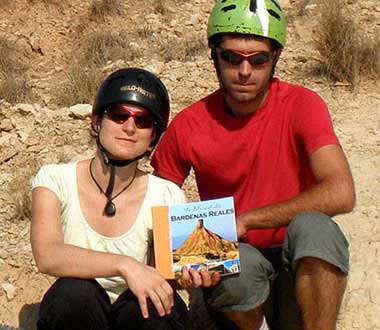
left=56, top=30, right=142, bottom=106
left=159, top=36, right=208, bottom=62
left=0, top=35, right=32, bottom=103
left=0, top=0, right=11, bottom=8
left=315, top=0, right=380, bottom=86
left=0, top=71, right=32, bottom=104
left=137, top=23, right=154, bottom=40
left=8, top=159, right=41, bottom=221
left=82, top=32, right=140, bottom=66
left=183, top=36, right=208, bottom=61
left=154, top=0, right=168, bottom=15
left=27, top=0, right=67, bottom=5
left=89, top=0, right=121, bottom=20
left=359, top=35, right=380, bottom=78
left=55, top=62, right=104, bottom=106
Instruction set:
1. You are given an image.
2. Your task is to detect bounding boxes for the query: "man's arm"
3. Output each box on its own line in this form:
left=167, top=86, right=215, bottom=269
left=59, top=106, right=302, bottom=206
left=237, top=144, right=355, bottom=239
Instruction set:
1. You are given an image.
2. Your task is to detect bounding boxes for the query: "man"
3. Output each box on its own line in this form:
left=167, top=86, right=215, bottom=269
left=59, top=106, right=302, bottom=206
left=152, top=1, right=355, bottom=329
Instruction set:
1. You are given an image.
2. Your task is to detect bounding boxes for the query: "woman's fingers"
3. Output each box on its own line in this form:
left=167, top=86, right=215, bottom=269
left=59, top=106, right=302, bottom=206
left=136, top=294, right=149, bottom=318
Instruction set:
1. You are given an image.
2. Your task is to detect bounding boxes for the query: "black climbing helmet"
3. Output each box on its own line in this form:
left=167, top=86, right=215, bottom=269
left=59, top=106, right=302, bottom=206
left=92, top=67, right=170, bottom=144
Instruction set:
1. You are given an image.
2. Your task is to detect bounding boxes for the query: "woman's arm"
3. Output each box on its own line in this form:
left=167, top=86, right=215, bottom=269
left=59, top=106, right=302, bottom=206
left=31, top=187, right=174, bottom=318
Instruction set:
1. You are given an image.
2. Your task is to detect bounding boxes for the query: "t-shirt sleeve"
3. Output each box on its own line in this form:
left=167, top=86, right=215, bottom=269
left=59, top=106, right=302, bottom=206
left=151, top=117, right=192, bottom=186
left=162, top=179, right=187, bottom=205
left=32, top=164, right=66, bottom=204
left=292, top=88, right=340, bottom=156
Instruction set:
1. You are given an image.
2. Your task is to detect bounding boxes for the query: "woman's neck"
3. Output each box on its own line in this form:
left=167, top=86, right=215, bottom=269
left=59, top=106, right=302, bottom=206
left=91, top=153, right=139, bottom=188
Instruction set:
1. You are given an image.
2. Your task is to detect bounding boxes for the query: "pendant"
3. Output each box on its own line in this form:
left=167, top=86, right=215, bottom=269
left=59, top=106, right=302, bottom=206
left=104, top=200, right=116, bottom=217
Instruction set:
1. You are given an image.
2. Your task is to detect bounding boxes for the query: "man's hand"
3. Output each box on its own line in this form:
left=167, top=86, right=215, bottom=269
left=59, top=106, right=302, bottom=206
left=236, top=214, right=249, bottom=241
left=178, top=266, right=221, bottom=289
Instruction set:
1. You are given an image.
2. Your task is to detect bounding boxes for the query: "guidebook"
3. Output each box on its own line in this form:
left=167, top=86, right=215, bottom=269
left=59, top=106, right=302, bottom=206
left=152, top=196, right=241, bottom=279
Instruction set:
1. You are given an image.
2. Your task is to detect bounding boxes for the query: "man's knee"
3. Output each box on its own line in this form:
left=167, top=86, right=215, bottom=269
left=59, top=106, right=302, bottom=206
left=284, top=212, right=349, bottom=274
left=205, top=243, right=274, bottom=311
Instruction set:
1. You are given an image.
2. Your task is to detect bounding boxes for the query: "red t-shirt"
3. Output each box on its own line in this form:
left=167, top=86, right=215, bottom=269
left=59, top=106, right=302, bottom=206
left=151, top=79, right=340, bottom=248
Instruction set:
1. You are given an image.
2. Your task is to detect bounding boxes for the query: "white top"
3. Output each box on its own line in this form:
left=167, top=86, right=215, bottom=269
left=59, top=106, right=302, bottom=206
left=32, top=162, right=186, bottom=302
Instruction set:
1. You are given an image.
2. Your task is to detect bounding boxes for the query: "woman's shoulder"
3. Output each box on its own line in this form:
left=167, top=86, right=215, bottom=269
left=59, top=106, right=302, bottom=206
left=147, top=174, right=186, bottom=203
left=36, top=161, right=76, bottom=177
left=147, top=173, right=181, bottom=189
left=32, top=161, right=78, bottom=189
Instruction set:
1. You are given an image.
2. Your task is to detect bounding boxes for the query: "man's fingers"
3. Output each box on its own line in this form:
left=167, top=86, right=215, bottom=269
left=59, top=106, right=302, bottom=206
left=179, top=266, right=192, bottom=288
left=211, top=271, right=221, bottom=286
left=199, top=268, right=212, bottom=287
left=189, top=268, right=202, bottom=287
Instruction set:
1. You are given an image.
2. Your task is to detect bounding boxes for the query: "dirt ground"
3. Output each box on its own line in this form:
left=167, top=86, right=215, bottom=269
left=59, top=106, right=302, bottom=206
left=0, top=0, right=379, bottom=329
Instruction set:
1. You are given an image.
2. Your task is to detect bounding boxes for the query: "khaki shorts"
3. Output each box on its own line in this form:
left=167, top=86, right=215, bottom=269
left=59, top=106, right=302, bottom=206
left=203, top=212, right=349, bottom=330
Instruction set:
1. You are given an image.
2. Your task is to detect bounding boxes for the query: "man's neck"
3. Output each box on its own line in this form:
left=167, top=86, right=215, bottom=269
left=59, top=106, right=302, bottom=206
left=224, top=87, right=269, bottom=117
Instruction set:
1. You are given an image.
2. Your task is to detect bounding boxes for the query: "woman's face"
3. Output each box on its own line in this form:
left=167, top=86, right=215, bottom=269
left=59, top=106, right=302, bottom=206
left=97, top=103, right=156, bottom=160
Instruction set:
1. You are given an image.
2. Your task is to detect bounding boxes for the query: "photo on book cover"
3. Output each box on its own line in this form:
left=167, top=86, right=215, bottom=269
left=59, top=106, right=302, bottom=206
left=169, top=196, right=241, bottom=278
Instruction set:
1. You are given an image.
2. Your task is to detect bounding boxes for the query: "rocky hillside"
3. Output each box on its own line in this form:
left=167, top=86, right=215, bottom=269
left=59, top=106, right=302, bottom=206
left=0, top=0, right=379, bottom=329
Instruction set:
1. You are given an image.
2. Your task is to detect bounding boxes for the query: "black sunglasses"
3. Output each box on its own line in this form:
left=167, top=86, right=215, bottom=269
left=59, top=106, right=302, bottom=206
left=218, top=49, right=275, bottom=67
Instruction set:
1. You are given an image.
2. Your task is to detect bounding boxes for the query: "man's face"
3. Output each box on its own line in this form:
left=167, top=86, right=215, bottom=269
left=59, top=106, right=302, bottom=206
left=216, top=36, right=276, bottom=116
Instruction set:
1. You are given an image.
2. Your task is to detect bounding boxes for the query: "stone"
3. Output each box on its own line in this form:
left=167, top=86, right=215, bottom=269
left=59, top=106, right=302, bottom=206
left=1, top=283, right=17, bottom=301
left=69, top=104, right=92, bottom=119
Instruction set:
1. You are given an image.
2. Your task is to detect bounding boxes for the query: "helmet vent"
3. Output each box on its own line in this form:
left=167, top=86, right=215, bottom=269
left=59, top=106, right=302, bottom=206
left=137, top=72, right=145, bottom=83
left=270, top=0, right=282, bottom=12
left=249, top=0, right=257, bottom=13
left=221, top=4, right=236, bottom=12
left=267, top=9, right=281, bottom=20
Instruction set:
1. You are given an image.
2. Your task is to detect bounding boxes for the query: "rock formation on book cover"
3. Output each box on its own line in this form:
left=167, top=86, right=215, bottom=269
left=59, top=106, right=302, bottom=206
left=173, top=219, right=238, bottom=266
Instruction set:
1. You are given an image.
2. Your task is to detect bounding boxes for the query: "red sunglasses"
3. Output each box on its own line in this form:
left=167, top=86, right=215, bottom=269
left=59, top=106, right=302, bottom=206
left=218, top=48, right=275, bottom=67
left=104, top=105, right=156, bottom=129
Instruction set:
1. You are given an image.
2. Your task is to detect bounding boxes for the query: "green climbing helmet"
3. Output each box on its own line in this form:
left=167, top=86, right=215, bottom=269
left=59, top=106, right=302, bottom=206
left=207, top=0, right=287, bottom=48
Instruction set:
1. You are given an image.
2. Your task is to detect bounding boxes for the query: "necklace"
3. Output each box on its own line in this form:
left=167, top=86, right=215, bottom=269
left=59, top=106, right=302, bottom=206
left=89, top=158, right=138, bottom=217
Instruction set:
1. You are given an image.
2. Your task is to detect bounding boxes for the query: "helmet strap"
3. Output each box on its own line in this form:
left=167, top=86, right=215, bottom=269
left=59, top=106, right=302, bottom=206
left=94, top=136, right=145, bottom=217
left=89, top=158, right=138, bottom=217
left=96, top=138, right=145, bottom=167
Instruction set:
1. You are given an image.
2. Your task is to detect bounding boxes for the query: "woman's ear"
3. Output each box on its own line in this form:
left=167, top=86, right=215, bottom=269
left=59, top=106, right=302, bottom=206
left=150, top=129, right=157, bottom=145
left=91, top=115, right=102, bottom=135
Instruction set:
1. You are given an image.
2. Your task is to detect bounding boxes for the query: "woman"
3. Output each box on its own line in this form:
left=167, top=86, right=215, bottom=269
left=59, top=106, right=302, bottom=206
left=31, top=68, right=189, bottom=330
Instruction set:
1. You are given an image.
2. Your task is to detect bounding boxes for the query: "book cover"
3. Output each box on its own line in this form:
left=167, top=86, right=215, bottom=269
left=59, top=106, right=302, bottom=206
left=152, top=196, right=241, bottom=280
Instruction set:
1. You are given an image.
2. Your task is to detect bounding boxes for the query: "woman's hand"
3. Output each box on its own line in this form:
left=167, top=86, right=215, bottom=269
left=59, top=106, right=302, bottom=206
left=178, top=266, right=221, bottom=289
left=119, top=258, right=174, bottom=319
